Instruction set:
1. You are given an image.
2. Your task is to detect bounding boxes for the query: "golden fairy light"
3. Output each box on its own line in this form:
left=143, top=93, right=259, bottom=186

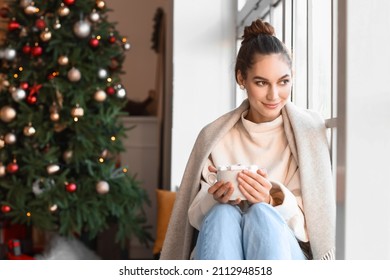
left=74, top=117, right=79, bottom=122
left=26, top=212, right=31, bottom=217
left=122, top=168, right=128, bottom=173
left=19, top=66, right=23, bottom=71
left=97, top=35, right=101, bottom=40
left=107, top=77, right=112, bottom=83
left=110, top=136, right=116, bottom=141
left=99, top=157, right=104, bottom=163
left=13, top=74, right=18, bottom=78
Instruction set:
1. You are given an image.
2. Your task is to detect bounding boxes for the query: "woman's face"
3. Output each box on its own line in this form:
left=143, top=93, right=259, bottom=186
left=238, top=53, right=292, bottom=123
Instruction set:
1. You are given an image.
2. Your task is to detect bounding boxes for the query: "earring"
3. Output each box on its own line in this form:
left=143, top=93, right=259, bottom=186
left=239, top=84, right=245, bottom=90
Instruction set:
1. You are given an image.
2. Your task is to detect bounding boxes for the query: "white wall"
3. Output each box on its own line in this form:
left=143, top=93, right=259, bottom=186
left=340, top=0, right=390, bottom=259
left=171, top=0, right=237, bottom=188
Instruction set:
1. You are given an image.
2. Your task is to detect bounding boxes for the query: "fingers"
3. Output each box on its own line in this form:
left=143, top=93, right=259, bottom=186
left=208, top=165, right=217, bottom=173
left=237, top=169, right=272, bottom=203
left=208, top=181, right=234, bottom=203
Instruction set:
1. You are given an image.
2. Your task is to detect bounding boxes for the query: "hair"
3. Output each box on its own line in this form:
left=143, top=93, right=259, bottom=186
left=235, top=19, right=292, bottom=83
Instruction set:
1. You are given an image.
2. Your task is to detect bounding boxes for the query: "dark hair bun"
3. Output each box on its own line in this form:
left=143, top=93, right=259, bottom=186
left=242, top=19, right=275, bottom=43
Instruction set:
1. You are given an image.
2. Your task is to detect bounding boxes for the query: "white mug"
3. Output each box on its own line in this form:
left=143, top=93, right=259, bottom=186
left=211, top=164, right=258, bottom=200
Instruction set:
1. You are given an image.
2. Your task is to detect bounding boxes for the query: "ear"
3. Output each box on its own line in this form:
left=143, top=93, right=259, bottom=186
left=236, top=70, right=245, bottom=86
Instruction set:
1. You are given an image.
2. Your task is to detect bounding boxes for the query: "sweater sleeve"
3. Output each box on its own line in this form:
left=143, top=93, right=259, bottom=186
left=270, top=169, right=308, bottom=242
left=188, top=158, right=218, bottom=230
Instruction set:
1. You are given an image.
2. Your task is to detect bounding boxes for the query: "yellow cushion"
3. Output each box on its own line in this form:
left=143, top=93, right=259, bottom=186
left=153, top=189, right=176, bottom=255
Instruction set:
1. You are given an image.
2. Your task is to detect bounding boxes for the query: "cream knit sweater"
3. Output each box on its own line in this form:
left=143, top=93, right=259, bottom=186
left=188, top=112, right=308, bottom=242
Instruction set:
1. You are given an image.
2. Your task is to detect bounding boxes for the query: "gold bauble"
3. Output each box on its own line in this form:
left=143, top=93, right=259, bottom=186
left=63, top=150, right=73, bottom=162
left=96, top=180, right=110, bottom=194
left=24, top=5, right=39, bottom=15
left=58, top=4, right=70, bottom=17
left=50, top=112, right=60, bottom=122
left=23, top=124, right=36, bottom=136
left=0, top=106, right=17, bottom=123
left=94, top=89, right=107, bottom=102
left=46, top=164, right=60, bottom=174
left=71, top=105, right=84, bottom=117
left=49, top=204, right=58, bottom=212
left=40, top=29, right=52, bottom=42
left=4, top=133, right=16, bottom=145
left=96, top=0, right=106, bottom=9
left=57, top=55, right=69, bottom=66
left=0, top=164, right=6, bottom=177
left=0, top=138, right=4, bottom=149
left=67, top=67, right=81, bottom=82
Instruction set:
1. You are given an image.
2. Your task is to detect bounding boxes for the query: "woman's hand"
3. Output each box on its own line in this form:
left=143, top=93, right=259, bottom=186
left=237, top=168, right=272, bottom=204
left=207, top=166, right=241, bottom=205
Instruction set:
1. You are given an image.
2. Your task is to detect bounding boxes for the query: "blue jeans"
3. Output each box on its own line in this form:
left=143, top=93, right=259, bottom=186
left=193, top=203, right=306, bottom=260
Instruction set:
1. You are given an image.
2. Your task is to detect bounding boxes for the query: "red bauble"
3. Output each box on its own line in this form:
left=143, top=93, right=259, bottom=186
left=64, top=0, right=76, bottom=5
left=35, top=18, right=46, bottom=30
left=8, top=20, right=20, bottom=31
left=20, top=82, right=29, bottom=90
left=89, top=38, right=99, bottom=48
left=22, top=45, right=31, bottom=54
left=26, top=94, right=37, bottom=105
left=31, top=45, right=43, bottom=57
left=106, top=86, right=115, bottom=95
left=6, top=162, right=18, bottom=174
left=65, top=183, right=77, bottom=192
left=1, top=205, right=11, bottom=213
left=108, top=35, right=116, bottom=44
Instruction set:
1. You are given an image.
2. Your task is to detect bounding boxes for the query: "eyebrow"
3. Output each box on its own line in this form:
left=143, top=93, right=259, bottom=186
left=253, top=74, right=291, bottom=81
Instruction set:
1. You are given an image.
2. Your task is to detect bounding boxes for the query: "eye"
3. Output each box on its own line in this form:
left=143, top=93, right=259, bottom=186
left=280, top=79, right=290, bottom=85
left=255, top=80, right=267, bottom=87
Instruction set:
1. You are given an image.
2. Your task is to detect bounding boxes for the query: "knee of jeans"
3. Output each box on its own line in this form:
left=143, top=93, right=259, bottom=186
left=247, top=202, right=284, bottom=224
left=205, top=204, right=240, bottom=221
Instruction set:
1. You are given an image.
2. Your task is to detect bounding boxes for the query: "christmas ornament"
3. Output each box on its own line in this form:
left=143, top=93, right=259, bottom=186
left=22, top=44, right=31, bottom=54
left=20, top=0, right=32, bottom=8
left=101, top=149, right=108, bottom=158
left=58, top=3, right=70, bottom=17
left=105, top=86, right=115, bottom=95
left=0, top=106, right=17, bottom=122
left=23, top=123, right=36, bottom=136
left=96, top=180, right=110, bottom=194
left=40, top=28, right=52, bottom=42
left=94, top=89, right=106, bottom=102
left=63, top=150, right=73, bottom=162
left=0, top=138, right=4, bottom=148
left=49, top=204, right=58, bottom=212
left=73, top=20, right=91, bottom=38
left=46, top=164, right=60, bottom=174
left=8, top=19, right=20, bottom=31
left=89, top=9, right=100, bottom=22
left=123, top=42, right=131, bottom=50
left=67, top=67, right=81, bottom=82
left=65, top=182, right=77, bottom=192
left=71, top=104, right=84, bottom=117
left=89, top=37, right=99, bottom=48
left=1, top=205, right=11, bottom=213
left=64, top=0, right=76, bottom=5
left=32, top=179, right=44, bottom=195
left=57, top=55, right=69, bottom=66
left=109, top=58, right=119, bottom=70
left=35, top=18, right=46, bottom=30
left=98, top=68, right=107, bottom=79
left=50, top=104, right=60, bottom=121
left=27, top=94, right=37, bottom=104
left=24, top=4, right=39, bottom=15
left=108, top=34, right=116, bottom=44
left=115, top=84, right=126, bottom=98
left=96, top=0, right=106, bottom=9
left=11, top=88, right=26, bottom=102
left=4, top=133, right=16, bottom=145
left=4, top=48, right=16, bottom=60
left=6, top=160, right=18, bottom=174
left=53, top=18, right=61, bottom=29
left=31, top=44, right=43, bottom=57
left=0, top=163, right=6, bottom=177
left=19, top=27, right=28, bottom=37
left=20, top=81, right=29, bottom=90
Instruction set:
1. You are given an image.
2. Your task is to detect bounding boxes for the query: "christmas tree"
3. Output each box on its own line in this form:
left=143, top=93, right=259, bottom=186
left=0, top=0, right=151, bottom=249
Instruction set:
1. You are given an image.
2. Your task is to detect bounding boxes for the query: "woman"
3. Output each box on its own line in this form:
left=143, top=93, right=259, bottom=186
left=160, top=19, right=335, bottom=260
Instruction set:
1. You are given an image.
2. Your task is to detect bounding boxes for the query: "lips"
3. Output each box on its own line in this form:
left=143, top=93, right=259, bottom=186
left=263, top=103, right=279, bottom=109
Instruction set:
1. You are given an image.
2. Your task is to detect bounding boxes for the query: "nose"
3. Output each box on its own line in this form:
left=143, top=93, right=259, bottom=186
left=266, top=85, right=278, bottom=100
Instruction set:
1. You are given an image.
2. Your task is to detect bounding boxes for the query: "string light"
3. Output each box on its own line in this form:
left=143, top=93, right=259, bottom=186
left=110, top=136, right=116, bottom=141
left=107, top=77, right=112, bottom=83
left=97, top=35, right=101, bottom=40
left=122, top=168, right=128, bottom=173
left=98, top=157, right=104, bottom=163
left=13, top=73, right=18, bottom=78
left=122, top=37, right=127, bottom=43
left=74, top=117, right=79, bottom=122
left=19, top=66, right=23, bottom=71
left=26, top=212, right=31, bottom=217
